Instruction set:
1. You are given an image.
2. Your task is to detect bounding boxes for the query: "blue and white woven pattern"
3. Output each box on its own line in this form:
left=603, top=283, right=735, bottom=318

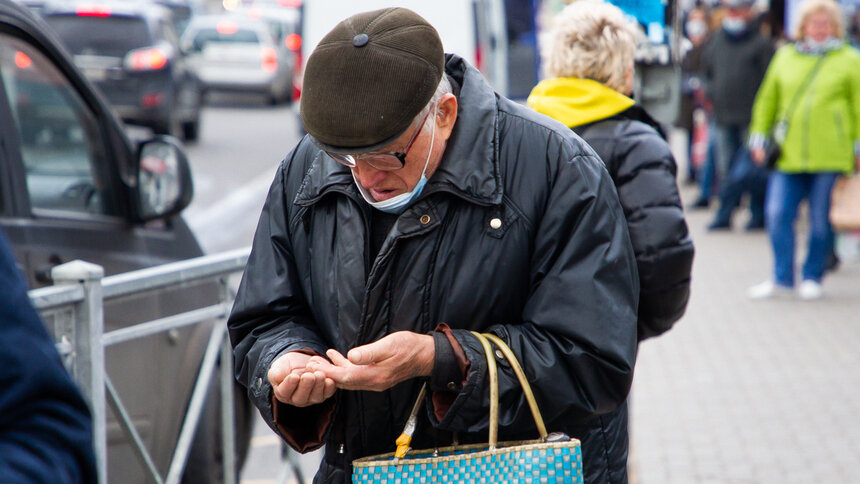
left=352, top=442, right=583, bottom=484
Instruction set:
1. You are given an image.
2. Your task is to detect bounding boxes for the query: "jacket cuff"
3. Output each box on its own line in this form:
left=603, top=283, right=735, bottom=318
left=429, top=324, right=471, bottom=421
left=271, top=394, right=337, bottom=453
left=251, top=343, right=330, bottom=451
left=426, top=329, right=489, bottom=431
left=748, top=132, right=767, bottom=151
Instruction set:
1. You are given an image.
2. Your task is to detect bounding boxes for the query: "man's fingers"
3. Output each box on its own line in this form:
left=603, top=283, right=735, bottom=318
left=308, top=371, right=328, bottom=403
left=347, top=335, right=399, bottom=365
left=326, top=349, right=350, bottom=366
left=323, top=378, right=336, bottom=399
left=272, top=372, right=300, bottom=404
left=291, top=371, right=318, bottom=406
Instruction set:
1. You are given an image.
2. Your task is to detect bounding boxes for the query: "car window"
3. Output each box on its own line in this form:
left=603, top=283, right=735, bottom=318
left=190, top=25, right=261, bottom=50
left=0, top=32, right=111, bottom=215
left=43, top=14, right=152, bottom=55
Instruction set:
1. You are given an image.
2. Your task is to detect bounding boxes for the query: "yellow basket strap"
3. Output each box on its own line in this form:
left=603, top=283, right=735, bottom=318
left=471, top=331, right=499, bottom=448
left=481, top=332, right=548, bottom=440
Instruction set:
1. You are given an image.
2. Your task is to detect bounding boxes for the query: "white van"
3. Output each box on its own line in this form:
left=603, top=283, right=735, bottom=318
left=299, top=0, right=509, bottom=98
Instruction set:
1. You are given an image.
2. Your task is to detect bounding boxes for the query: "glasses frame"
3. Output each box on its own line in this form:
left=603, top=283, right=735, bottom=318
left=327, top=109, right=433, bottom=171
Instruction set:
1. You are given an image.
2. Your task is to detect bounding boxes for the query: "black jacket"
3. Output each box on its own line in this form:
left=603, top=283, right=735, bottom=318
left=575, top=106, right=694, bottom=340
left=0, top=228, right=96, bottom=483
left=702, top=27, right=774, bottom=125
left=229, top=56, right=639, bottom=484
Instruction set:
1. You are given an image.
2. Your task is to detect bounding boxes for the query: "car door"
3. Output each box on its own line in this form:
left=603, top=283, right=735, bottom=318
left=0, top=27, right=214, bottom=483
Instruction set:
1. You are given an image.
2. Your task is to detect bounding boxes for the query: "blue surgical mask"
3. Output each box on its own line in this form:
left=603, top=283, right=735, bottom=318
left=722, top=17, right=747, bottom=34
left=353, top=109, right=437, bottom=214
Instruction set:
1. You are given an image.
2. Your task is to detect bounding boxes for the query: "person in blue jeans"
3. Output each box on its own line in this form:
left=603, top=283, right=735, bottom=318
left=708, top=127, right=768, bottom=229
left=762, top=173, right=839, bottom=291
left=747, top=0, right=860, bottom=300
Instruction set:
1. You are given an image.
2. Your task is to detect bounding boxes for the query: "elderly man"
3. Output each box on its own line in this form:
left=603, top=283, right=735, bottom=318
left=228, top=8, right=638, bottom=484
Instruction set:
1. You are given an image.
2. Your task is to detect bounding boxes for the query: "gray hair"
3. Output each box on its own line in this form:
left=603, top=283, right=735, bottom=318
left=414, top=75, right=453, bottom=126
left=542, top=0, right=639, bottom=93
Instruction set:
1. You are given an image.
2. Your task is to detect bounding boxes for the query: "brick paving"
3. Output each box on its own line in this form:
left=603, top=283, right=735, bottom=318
left=628, top=181, right=860, bottom=483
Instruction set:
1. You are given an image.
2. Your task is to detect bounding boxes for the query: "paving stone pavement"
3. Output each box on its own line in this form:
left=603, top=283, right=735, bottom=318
left=628, top=183, right=860, bottom=484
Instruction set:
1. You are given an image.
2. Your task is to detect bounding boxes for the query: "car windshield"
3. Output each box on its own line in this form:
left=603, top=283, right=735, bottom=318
left=190, top=27, right=261, bottom=50
left=43, top=14, right=152, bottom=56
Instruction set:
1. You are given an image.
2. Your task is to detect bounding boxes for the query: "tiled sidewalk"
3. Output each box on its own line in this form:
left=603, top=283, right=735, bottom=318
left=629, top=186, right=860, bottom=483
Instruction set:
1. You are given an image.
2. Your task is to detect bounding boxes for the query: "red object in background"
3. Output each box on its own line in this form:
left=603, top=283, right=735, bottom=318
left=690, top=107, right=709, bottom=169
left=14, top=51, right=31, bottom=69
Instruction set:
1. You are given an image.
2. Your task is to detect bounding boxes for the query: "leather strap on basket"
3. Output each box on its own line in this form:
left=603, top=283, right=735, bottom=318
left=471, top=331, right=548, bottom=448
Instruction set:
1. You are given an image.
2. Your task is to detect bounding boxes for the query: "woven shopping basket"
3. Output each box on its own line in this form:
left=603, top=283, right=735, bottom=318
left=352, top=332, right=583, bottom=483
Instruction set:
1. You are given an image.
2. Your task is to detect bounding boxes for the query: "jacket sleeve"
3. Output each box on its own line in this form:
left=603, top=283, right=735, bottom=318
left=847, top=48, right=860, bottom=155
left=0, top=229, right=97, bottom=484
left=430, top=146, right=640, bottom=436
left=614, top=126, right=694, bottom=340
left=749, top=47, right=786, bottom=137
left=227, top=154, right=333, bottom=452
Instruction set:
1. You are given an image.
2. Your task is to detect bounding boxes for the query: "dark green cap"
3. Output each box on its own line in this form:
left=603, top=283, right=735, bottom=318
left=300, top=8, right=445, bottom=153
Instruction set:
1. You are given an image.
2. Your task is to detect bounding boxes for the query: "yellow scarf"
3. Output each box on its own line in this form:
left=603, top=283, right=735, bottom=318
left=527, top=78, right=635, bottom=128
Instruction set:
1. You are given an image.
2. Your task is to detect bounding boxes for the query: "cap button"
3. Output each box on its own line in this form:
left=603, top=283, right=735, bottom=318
left=353, top=33, right=369, bottom=47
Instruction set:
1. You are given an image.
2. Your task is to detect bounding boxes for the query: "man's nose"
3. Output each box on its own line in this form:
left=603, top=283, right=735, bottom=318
left=352, top=162, right=386, bottom=188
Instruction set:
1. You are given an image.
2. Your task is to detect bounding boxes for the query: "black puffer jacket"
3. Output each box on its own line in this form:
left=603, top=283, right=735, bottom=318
left=229, top=55, right=639, bottom=484
left=575, top=107, right=694, bottom=340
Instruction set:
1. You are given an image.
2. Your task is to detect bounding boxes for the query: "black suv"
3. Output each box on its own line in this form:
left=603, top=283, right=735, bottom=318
left=0, top=0, right=248, bottom=482
left=40, top=0, right=203, bottom=141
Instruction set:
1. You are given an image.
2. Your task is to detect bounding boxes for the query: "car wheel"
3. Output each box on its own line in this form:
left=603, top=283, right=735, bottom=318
left=182, top=119, right=200, bottom=142
left=154, top=115, right=182, bottom=139
left=182, top=372, right=254, bottom=483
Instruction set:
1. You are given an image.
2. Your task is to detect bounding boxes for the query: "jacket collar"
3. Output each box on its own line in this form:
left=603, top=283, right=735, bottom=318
left=295, top=54, right=501, bottom=207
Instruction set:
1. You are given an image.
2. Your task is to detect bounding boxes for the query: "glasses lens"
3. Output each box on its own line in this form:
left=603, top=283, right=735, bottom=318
left=361, top=154, right=404, bottom=171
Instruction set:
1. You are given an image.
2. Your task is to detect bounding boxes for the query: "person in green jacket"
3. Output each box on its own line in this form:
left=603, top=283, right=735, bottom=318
left=747, top=0, right=860, bottom=300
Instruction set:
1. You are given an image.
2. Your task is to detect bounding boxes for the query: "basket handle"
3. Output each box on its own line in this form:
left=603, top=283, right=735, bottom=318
left=393, top=331, right=549, bottom=457
left=472, top=331, right=548, bottom=448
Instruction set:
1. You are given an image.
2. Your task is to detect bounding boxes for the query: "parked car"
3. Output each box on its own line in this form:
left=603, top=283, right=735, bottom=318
left=40, top=0, right=203, bottom=141
left=0, top=0, right=249, bottom=482
left=181, top=14, right=294, bottom=104
left=233, top=3, right=302, bottom=101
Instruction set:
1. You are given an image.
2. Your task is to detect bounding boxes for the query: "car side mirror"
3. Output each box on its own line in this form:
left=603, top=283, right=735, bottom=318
left=135, top=137, right=193, bottom=221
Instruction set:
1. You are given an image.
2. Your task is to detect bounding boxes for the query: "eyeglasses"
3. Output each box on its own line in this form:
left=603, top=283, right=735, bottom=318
left=326, top=109, right=432, bottom=171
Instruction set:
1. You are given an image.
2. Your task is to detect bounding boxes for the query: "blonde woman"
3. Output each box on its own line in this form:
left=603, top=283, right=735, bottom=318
left=747, top=0, right=860, bottom=300
left=529, top=0, right=694, bottom=341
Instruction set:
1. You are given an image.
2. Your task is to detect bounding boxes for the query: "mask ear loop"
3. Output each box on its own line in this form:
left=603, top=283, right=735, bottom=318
left=417, top=105, right=438, bottom=179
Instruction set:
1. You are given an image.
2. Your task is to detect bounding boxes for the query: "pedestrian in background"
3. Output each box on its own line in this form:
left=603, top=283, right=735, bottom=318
left=229, top=7, right=639, bottom=483
left=528, top=0, right=695, bottom=341
left=747, top=0, right=860, bottom=300
left=681, top=4, right=718, bottom=208
left=0, top=227, right=96, bottom=483
left=702, top=0, right=774, bottom=231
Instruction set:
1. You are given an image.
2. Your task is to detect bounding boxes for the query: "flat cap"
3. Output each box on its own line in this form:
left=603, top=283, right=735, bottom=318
left=300, top=8, right=445, bottom=153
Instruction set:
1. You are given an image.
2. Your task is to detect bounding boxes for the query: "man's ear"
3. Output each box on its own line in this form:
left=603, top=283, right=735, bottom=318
left=436, top=93, right=458, bottom=138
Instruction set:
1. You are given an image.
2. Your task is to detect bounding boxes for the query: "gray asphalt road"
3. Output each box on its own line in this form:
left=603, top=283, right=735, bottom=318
left=181, top=96, right=322, bottom=484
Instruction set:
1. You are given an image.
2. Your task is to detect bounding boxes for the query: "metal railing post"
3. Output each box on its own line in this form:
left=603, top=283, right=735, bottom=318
left=219, top=277, right=237, bottom=484
left=52, top=260, right=107, bottom=484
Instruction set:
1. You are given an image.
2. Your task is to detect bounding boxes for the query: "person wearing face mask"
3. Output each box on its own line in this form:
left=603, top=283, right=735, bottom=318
left=680, top=4, right=717, bottom=207
left=746, top=0, right=860, bottom=300
left=228, top=8, right=639, bottom=484
left=701, top=0, right=774, bottom=231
